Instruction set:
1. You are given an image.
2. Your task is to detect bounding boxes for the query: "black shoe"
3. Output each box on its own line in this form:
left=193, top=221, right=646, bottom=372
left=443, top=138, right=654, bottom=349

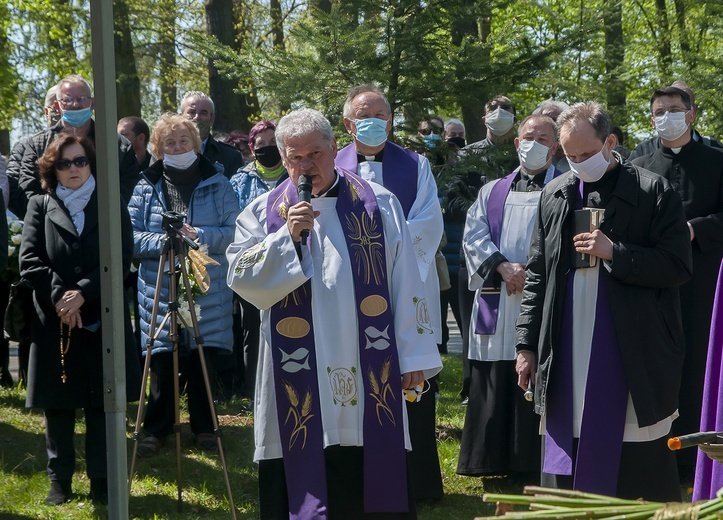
left=90, top=478, right=108, bottom=505
left=45, top=480, right=72, bottom=505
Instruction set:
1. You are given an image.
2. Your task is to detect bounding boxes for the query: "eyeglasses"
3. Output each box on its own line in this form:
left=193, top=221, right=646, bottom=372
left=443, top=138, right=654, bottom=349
left=420, top=127, right=442, bottom=135
left=59, top=96, right=91, bottom=107
left=55, top=156, right=89, bottom=171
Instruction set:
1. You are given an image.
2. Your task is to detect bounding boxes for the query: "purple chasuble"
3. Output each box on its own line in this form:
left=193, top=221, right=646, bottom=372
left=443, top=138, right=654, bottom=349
left=694, top=261, right=723, bottom=501
left=543, top=180, right=628, bottom=497
left=335, top=142, right=419, bottom=219
left=266, top=171, right=408, bottom=517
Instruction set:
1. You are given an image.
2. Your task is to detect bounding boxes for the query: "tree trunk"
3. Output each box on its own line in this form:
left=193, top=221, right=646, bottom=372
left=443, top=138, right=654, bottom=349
left=455, top=2, right=489, bottom=144
left=231, top=2, right=259, bottom=130
left=673, top=0, right=691, bottom=66
left=603, top=0, right=626, bottom=127
left=205, top=0, right=246, bottom=132
left=159, top=0, right=177, bottom=112
left=113, top=0, right=142, bottom=118
left=655, top=0, right=672, bottom=81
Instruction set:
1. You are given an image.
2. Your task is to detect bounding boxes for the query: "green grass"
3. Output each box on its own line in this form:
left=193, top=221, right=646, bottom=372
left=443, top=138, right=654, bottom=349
left=0, top=354, right=505, bottom=519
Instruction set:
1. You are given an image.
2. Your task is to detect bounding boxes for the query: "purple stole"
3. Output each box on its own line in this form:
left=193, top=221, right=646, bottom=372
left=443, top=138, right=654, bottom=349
left=335, top=142, right=419, bottom=219
left=475, top=168, right=561, bottom=335
left=266, top=171, right=408, bottom=517
left=694, top=261, right=723, bottom=500
left=543, top=180, right=629, bottom=496
left=473, top=171, right=516, bottom=335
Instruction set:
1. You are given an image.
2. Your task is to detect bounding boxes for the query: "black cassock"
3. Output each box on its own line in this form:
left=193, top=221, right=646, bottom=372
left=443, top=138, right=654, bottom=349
left=633, top=141, right=723, bottom=471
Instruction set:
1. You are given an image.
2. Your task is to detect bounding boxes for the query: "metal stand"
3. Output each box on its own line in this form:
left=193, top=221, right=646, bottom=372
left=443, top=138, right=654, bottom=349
left=128, top=223, right=237, bottom=519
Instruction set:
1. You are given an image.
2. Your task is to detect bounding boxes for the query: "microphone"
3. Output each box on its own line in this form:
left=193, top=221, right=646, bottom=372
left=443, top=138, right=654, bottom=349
left=297, top=174, right=312, bottom=245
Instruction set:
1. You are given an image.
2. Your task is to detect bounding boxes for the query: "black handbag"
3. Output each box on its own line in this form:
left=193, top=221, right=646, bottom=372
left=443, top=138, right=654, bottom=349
left=4, top=278, right=33, bottom=343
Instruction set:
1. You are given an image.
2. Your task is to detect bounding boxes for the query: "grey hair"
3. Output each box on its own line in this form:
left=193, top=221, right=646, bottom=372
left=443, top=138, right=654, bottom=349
left=275, top=109, right=334, bottom=158
left=181, top=91, right=215, bottom=116
left=518, top=114, right=557, bottom=140
left=557, top=102, right=611, bottom=142
left=532, top=99, right=570, bottom=121
left=44, top=85, right=58, bottom=108
left=445, top=118, right=465, bottom=133
left=56, top=75, right=93, bottom=96
left=343, top=84, right=391, bottom=120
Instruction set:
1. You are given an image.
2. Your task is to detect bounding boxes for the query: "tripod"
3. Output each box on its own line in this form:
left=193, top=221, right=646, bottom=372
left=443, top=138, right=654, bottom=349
left=128, top=217, right=237, bottom=518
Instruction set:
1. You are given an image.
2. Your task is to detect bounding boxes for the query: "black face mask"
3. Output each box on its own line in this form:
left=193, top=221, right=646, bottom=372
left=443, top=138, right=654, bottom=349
left=447, top=137, right=466, bottom=150
left=254, top=145, right=282, bottom=168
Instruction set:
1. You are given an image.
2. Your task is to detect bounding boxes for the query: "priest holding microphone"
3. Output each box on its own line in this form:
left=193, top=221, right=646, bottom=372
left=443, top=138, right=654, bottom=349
left=226, top=108, right=442, bottom=519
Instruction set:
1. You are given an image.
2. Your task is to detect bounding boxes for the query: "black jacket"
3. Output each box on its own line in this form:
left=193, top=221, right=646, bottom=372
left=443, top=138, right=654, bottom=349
left=7, top=120, right=140, bottom=218
left=21, top=191, right=140, bottom=409
left=515, top=157, right=692, bottom=427
left=203, top=134, right=245, bottom=179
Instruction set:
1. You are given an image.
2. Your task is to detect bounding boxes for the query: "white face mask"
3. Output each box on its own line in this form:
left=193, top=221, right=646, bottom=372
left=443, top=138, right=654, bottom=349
left=518, top=139, right=551, bottom=172
left=163, top=149, right=197, bottom=170
left=654, top=111, right=690, bottom=142
left=568, top=142, right=610, bottom=183
left=485, top=108, right=515, bottom=136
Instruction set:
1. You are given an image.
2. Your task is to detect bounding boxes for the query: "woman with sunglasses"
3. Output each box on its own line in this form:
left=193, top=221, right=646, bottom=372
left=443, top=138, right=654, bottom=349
left=19, top=134, right=140, bottom=505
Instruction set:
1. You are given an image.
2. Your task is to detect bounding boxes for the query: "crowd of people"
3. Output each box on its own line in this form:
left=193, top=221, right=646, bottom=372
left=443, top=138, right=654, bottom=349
left=0, top=73, right=721, bottom=519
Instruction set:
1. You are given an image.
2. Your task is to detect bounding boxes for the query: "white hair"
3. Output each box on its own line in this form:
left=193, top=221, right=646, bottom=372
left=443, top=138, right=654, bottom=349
left=180, top=91, right=215, bottom=116
left=275, top=109, right=334, bottom=157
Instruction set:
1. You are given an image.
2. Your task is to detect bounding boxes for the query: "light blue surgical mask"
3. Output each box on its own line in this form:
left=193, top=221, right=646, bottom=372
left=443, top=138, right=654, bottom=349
left=423, top=133, right=442, bottom=148
left=353, top=117, right=389, bottom=147
left=61, top=107, right=92, bottom=128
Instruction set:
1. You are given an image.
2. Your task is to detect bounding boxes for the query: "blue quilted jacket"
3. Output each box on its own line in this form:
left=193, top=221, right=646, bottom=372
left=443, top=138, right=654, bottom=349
left=129, top=157, right=239, bottom=354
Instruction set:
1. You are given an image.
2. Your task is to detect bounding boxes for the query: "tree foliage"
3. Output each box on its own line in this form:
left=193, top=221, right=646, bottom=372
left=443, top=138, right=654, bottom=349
left=4, top=0, right=723, bottom=152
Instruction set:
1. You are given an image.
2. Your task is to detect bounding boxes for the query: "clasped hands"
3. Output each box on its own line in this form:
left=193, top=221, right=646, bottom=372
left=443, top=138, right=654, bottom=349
left=496, top=261, right=526, bottom=295
left=56, top=290, right=85, bottom=329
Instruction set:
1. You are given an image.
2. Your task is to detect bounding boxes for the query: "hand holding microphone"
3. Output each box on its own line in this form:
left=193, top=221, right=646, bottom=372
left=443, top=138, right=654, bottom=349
left=287, top=174, right=319, bottom=244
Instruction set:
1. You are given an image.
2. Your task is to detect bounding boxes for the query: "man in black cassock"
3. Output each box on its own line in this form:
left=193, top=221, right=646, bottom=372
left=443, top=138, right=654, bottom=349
left=632, top=86, right=723, bottom=478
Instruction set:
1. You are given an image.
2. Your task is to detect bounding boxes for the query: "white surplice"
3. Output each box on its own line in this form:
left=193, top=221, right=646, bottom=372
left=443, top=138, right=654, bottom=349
left=463, top=178, right=542, bottom=361
left=226, top=181, right=443, bottom=462
left=356, top=154, right=444, bottom=343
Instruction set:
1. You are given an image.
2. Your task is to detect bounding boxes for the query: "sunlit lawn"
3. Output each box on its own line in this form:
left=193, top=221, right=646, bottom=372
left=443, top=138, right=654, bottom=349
left=0, top=353, right=504, bottom=519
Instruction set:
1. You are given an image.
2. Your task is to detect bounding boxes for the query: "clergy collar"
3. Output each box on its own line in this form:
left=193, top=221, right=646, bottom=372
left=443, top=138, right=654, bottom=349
left=357, top=148, right=385, bottom=163
left=662, top=138, right=696, bottom=156
left=314, top=171, right=340, bottom=198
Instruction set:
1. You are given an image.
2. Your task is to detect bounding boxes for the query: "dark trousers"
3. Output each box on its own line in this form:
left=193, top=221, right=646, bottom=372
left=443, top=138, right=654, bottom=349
left=143, top=349, right=219, bottom=437
left=458, top=264, right=475, bottom=400
left=223, top=295, right=261, bottom=400
left=45, top=407, right=106, bottom=481
left=259, top=446, right=418, bottom=519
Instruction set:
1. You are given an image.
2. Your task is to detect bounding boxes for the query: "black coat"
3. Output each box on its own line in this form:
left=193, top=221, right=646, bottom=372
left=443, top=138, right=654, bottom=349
left=21, top=190, right=140, bottom=409
left=203, top=134, right=245, bottom=179
left=515, top=159, right=692, bottom=427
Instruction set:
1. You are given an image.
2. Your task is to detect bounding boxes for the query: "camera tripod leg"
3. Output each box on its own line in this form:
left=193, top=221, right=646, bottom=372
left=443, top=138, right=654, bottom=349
left=178, top=250, right=238, bottom=519
left=129, top=243, right=171, bottom=493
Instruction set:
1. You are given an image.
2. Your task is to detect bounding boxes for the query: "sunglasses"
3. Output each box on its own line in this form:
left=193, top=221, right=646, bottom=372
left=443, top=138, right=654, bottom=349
left=55, top=156, right=89, bottom=171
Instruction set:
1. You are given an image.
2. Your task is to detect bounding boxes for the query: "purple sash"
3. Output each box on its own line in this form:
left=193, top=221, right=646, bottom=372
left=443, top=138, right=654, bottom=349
left=266, top=171, right=408, bottom=517
left=543, top=181, right=628, bottom=496
left=473, top=171, right=516, bottom=335
left=335, top=142, right=419, bottom=219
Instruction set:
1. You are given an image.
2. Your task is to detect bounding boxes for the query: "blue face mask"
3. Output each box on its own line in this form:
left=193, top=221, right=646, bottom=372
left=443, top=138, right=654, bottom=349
left=353, top=117, right=389, bottom=147
left=62, top=107, right=92, bottom=128
left=422, top=133, right=442, bottom=148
